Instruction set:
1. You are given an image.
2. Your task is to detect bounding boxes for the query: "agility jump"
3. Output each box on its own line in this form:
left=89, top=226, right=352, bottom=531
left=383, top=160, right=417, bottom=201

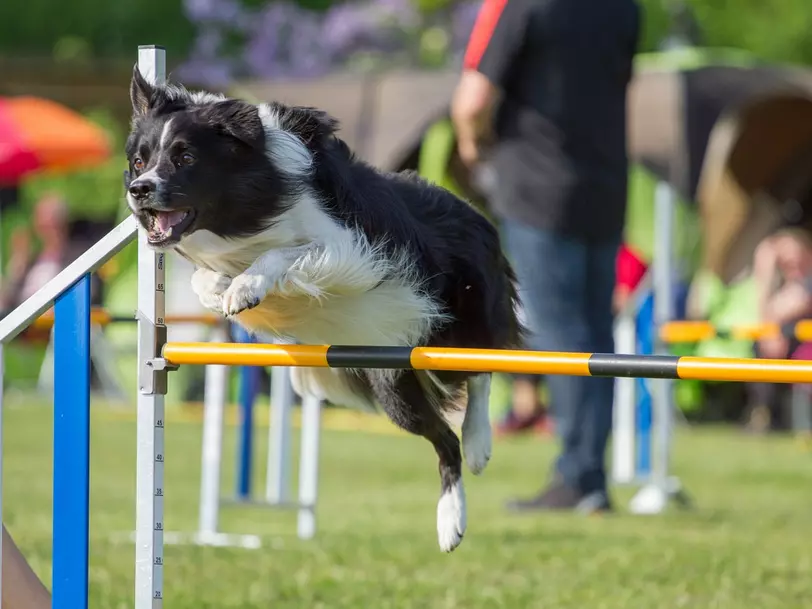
left=4, top=45, right=812, bottom=608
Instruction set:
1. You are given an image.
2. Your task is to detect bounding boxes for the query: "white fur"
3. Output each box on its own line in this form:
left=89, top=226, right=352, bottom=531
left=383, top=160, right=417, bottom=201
left=437, top=478, right=466, bottom=552
left=159, top=82, right=226, bottom=106
left=257, top=103, right=314, bottom=178
left=159, top=117, right=175, bottom=149
left=462, top=374, right=492, bottom=475
left=290, top=367, right=377, bottom=412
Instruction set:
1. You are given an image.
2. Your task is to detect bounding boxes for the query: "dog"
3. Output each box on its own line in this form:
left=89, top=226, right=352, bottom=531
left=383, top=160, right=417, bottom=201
left=124, top=66, right=524, bottom=552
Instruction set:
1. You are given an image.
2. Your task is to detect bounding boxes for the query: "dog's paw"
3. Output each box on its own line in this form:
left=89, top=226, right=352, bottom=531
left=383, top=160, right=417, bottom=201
left=463, top=425, right=492, bottom=476
left=462, top=374, right=492, bottom=476
left=221, top=273, right=272, bottom=317
left=191, top=268, right=232, bottom=313
left=437, top=479, right=466, bottom=552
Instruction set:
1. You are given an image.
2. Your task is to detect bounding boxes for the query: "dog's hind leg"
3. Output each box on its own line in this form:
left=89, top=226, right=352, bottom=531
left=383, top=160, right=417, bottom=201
left=366, top=370, right=466, bottom=552
left=462, top=373, right=492, bottom=475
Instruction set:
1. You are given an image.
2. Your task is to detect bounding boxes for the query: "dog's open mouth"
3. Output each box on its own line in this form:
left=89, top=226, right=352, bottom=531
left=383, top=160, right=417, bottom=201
left=144, top=208, right=195, bottom=245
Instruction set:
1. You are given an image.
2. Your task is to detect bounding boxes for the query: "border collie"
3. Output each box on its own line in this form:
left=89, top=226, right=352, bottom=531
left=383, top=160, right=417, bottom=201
left=124, top=67, right=523, bottom=552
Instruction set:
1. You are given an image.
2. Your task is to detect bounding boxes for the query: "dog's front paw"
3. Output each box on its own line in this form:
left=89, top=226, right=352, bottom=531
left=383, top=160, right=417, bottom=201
left=221, top=273, right=272, bottom=317
left=437, top=479, right=466, bottom=552
left=191, top=268, right=232, bottom=313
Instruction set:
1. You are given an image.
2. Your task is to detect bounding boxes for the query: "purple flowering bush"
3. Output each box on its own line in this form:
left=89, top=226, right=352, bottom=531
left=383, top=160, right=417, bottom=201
left=177, top=0, right=481, bottom=86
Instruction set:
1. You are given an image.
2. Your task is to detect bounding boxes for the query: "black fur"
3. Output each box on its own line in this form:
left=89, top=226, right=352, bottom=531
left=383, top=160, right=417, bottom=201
left=125, top=69, right=525, bottom=548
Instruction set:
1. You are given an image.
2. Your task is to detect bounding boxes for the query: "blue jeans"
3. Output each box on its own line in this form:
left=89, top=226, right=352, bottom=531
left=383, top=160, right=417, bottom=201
left=502, top=219, right=619, bottom=496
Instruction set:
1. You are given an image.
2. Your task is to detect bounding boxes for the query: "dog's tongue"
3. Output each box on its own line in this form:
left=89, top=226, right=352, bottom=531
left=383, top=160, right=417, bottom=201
left=156, top=210, right=186, bottom=232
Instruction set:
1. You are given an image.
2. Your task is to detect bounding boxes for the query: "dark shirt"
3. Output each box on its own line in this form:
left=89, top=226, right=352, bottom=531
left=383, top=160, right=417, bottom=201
left=464, top=0, right=641, bottom=242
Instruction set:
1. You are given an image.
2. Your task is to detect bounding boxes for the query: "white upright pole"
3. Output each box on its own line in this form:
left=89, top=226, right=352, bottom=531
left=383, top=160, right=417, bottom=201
left=630, top=180, right=680, bottom=514
left=266, top=339, right=293, bottom=504
left=652, top=181, right=676, bottom=494
left=296, top=393, right=322, bottom=540
left=611, top=311, right=637, bottom=484
left=135, top=45, right=167, bottom=609
left=198, top=326, right=228, bottom=538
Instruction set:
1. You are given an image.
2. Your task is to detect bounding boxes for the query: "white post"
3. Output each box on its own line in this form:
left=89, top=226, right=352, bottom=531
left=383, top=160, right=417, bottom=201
left=266, top=339, right=293, bottom=504
left=611, top=312, right=637, bottom=484
left=198, top=327, right=228, bottom=538
left=134, top=45, right=167, bottom=609
left=296, top=393, right=322, bottom=540
left=652, top=181, right=676, bottom=493
left=630, top=181, right=681, bottom=514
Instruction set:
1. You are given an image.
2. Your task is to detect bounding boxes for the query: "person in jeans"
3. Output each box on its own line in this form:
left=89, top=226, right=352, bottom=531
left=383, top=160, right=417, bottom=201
left=451, top=0, right=640, bottom=511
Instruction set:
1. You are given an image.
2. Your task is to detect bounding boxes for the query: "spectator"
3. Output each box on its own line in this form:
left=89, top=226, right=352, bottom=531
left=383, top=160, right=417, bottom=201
left=0, top=193, right=71, bottom=313
left=451, top=0, right=640, bottom=512
left=748, top=228, right=812, bottom=431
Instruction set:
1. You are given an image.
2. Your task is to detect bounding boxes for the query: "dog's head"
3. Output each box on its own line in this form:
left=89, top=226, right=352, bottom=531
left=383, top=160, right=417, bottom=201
left=125, top=66, right=339, bottom=248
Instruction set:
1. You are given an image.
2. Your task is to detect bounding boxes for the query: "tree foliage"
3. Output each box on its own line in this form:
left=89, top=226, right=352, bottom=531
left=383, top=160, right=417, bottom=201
left=2, top=0, right=812, bottom=76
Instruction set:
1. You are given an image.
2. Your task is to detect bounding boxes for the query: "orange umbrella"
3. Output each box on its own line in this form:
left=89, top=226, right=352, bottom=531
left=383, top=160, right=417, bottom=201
left=0, top=96, right=112, bottom=185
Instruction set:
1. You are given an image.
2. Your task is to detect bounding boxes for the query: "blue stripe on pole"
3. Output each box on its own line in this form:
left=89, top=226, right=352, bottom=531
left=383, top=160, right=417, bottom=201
left=234, top=324, right=256, bottom=500
left=635, top=291, right=654, bottom=478
left=53, top=274, right=91, bottom=609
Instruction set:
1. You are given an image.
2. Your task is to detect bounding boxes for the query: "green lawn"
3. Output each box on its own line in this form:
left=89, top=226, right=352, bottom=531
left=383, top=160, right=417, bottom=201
left=4, top=395, right=812, bottom=608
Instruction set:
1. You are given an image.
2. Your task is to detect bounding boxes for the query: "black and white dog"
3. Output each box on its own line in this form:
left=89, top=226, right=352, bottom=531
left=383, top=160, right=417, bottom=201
left=124, top=67, right=523, bottom=552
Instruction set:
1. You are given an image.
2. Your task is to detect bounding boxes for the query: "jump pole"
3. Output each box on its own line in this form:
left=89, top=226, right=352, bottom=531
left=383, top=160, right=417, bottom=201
left=629, top=180, right=684, bottom=514
left=135, top=44, right=168, bottom=608
left=160, top=342, right=812, bottom=383
left=232, top=324, right=257, bottom=502
left=267, top=338, right=294, bottom=505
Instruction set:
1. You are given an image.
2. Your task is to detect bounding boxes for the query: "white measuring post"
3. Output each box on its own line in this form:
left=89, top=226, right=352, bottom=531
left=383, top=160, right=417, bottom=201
left=134, top=45, right=167, bottom=609
left=266, top=337, right=294, bottom=504
left=198, top=325, right=228, bottom=538
left=297, top=393, right=322, bottom=539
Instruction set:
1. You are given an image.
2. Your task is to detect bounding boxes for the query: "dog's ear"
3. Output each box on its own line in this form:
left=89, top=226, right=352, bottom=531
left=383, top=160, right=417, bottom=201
left=130, top=65, right=190, bottom=119
left=130, top=65, right=156, bottom=118
left=202, top=100, right=265, bottom=149
left=271, top=104, right=339, bottom=149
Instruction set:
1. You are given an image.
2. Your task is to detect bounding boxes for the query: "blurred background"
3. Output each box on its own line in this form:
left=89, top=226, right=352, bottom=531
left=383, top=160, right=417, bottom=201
left=4, top=0, right=812, bottom=425
left=4, top=1, right=812, bottom=607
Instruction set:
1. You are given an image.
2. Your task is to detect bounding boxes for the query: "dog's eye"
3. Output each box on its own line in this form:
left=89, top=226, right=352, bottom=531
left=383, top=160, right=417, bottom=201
left=179, top=152, right=196, bottom=167
left=133, top=157, right=144, bottom=171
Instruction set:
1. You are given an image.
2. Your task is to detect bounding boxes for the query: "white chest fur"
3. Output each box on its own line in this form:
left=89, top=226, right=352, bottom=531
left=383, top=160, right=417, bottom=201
left=175, top=196, right=446, bottom=347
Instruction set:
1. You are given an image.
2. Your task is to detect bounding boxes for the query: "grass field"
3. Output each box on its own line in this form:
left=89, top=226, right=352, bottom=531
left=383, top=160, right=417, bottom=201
left=4, top=394, right=812, bottom=609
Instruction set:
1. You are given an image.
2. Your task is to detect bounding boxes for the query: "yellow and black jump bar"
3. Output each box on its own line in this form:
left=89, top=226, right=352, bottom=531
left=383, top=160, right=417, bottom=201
left=161, top=343, right=812, bottom=384
left=660, top=320, right=812, bottom=344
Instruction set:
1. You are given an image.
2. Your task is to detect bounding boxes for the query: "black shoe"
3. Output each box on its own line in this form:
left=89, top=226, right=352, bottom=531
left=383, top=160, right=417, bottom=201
left=506, top=481, right=612, bottom=514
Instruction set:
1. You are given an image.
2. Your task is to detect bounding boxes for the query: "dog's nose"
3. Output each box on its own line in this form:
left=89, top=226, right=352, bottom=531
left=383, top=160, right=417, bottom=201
left=128, top=179, right=155, bottom=201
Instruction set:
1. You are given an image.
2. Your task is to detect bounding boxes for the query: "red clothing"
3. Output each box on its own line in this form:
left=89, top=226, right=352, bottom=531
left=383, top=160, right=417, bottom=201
left=616, top=243, right=648, bottom=292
